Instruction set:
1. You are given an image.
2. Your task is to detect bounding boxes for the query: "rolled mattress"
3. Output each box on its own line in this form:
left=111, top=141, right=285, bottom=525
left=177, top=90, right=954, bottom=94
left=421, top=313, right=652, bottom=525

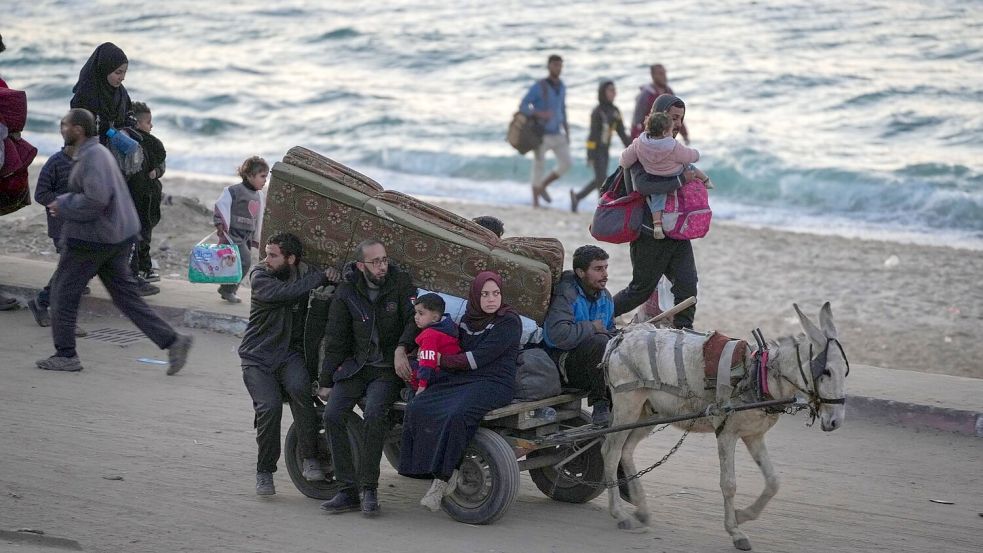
left=262, top=147, right=563, bottom=323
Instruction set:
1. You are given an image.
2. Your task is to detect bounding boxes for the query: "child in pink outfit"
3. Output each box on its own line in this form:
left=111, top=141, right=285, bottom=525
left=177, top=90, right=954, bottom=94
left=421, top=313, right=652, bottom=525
left=620, top=112, right=710, bottom=238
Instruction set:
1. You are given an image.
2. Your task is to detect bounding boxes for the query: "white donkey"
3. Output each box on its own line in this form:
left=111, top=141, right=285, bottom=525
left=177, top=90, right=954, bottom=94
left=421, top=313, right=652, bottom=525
left=601, top=303, right=848, bottom=551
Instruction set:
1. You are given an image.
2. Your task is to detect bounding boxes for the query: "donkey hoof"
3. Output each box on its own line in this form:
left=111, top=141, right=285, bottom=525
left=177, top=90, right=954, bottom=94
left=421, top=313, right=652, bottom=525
left=734, top=537, right=753, bottom=551
left=634, top=511, right=651, bottom=525
left=617, top=518, right=642, bottom=531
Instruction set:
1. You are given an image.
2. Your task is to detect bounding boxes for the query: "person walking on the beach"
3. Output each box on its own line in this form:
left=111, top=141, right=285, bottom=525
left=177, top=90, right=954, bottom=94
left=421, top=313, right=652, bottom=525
left=317, top=239, right=418, bottom=518
left=126, top=101, right=166, bottom=283
left=37, top=108, right=192, bottom=373
left=518, top=54, right=571, bottom=208
left=239, top=232, right=340, bottom=496
left=213, top=156, right=267, bottom=304
left=570, top=80, right=631, bottom=212
left=613, top=94, right=700, bottom=329
left=630, top=64, right=688, bottom=143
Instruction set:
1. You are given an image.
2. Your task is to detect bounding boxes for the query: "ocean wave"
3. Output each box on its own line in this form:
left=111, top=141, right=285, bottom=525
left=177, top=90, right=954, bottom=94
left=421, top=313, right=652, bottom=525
left=313, top=27, right=360, bottom=41
left=157, top=115, right=242, bottom=135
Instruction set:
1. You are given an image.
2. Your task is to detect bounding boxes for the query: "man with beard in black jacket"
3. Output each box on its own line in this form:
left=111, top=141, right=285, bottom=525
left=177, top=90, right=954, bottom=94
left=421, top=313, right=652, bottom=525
left=316, top=239, right=418, bottom=517
left=239, top=232, right=340, bottom=496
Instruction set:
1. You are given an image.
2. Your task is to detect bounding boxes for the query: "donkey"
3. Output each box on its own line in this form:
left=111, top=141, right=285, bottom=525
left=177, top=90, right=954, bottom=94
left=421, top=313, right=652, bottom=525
left=600, top=303, right=848, bottom=551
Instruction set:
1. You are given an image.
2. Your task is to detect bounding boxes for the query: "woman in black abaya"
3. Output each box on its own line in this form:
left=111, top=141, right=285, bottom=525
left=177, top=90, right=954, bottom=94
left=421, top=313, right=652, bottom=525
left=70, top=42, right=132, bottom=143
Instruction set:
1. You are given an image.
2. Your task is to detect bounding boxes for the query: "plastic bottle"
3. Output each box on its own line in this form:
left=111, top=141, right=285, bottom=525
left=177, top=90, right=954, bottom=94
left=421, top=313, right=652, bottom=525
left=532, top=407, right=557, bottom=422
left=106, top=127, right=138, bottom=156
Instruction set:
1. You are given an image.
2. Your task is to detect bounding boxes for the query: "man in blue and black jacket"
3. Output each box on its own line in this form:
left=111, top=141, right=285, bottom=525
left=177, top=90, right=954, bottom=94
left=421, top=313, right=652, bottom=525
left=543, top=245, right=615, bottom=426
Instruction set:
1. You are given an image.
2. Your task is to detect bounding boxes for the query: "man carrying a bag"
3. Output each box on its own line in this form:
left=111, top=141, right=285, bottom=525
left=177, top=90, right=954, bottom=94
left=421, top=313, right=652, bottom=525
left=519, top=54, right=571, bottom=208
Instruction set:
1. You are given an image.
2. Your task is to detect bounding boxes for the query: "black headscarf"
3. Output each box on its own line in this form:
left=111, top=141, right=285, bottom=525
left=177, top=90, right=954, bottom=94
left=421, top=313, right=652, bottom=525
left=70, top=42, right=131, bottom=136
left=597, top=80, right=615, bottom=106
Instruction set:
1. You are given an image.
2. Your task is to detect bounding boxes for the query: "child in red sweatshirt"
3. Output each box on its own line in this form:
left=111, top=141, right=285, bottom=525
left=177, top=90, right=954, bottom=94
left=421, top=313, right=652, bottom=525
left=411, top=293, right=462, bottom=393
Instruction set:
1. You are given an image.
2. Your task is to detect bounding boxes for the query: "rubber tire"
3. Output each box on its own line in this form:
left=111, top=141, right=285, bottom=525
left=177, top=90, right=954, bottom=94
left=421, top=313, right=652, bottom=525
left=441, top=428, right=519, bottom=525
left=382, top=434, right=401, bottom=471
left=285, top=411, right=364, bottom=500
left=528, top=410, right=606, bottom=503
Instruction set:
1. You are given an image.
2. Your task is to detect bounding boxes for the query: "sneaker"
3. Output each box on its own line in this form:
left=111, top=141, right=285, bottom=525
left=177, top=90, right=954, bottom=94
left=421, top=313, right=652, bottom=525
left=255, top=472, right=275, bottom=496
left=28, top=298, right=51, bottom=327
left=137, top=281, right=160, bottom=296
left=592, top=400, right=611, bottom=427
left=74, top=325, right=88, bottom=337
left=420, top=479, right=447, bottom=512
left=141, top=269, right=160, bottom=283
left=302, top=458, right=325, bottom=481
left=320, top=488, right=360, bottom=514
left=167, top=334, right=193, bottom=375
left=220, top=291, right=242, bottom=304
left=361, top=488, right=380, bottom=518
left=36, top=356, right=83, bottom=372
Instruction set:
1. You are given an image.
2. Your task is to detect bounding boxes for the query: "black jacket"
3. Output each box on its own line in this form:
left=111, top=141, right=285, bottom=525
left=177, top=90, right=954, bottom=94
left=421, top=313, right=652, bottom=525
left=318, top=262, right=418, bottom=387
left=238, top=261, right=328, bottom=373
left=127, top=128, right=166, bottom=195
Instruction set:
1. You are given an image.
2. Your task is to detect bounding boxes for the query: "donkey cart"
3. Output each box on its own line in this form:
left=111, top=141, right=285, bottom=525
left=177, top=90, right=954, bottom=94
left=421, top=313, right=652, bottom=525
left=285, top=391, right=602, bottom=525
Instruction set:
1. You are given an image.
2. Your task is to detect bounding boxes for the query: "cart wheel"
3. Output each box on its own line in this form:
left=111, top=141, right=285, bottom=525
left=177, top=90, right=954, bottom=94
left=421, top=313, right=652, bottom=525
left=382, top=433, right=401, bottom=470
left=529, top=410, right=606, bottom=503
left=442, top=428, right=519, bottom=525
left=285, top=411, right=364, bottom=500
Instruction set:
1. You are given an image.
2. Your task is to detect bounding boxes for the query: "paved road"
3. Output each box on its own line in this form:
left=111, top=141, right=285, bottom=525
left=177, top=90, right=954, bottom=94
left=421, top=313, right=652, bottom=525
left=1, top=310, right=980, bottom=553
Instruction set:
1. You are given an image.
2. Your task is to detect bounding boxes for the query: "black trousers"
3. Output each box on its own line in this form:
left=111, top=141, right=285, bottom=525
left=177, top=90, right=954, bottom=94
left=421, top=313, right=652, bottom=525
left=128, top=181, right=162, bottom=274
left=612, top=231, right=698, bottom=329
left=574, top=152, right=611, bottom=201
left=322, top=364, right=401, bottom=491
left=50, top=241, right=177, bottom=358
left=242, top=351, right=319, bottom=474
left=560, top=334, right=611, bottom=405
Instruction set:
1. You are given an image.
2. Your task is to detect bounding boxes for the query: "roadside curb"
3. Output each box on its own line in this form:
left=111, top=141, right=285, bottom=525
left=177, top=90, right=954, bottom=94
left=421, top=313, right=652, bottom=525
left=3, top=282, right=979, bottom=438
left=847, top=395, right=982, bottom=438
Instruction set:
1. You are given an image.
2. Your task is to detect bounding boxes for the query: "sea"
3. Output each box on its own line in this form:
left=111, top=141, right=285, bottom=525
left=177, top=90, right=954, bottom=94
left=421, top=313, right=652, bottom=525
left=4, top=0, right=982, bottom=249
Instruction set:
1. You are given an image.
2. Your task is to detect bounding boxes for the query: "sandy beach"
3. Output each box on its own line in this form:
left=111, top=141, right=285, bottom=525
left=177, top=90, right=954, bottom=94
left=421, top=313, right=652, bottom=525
left=1, top=172, right=980, bottom=379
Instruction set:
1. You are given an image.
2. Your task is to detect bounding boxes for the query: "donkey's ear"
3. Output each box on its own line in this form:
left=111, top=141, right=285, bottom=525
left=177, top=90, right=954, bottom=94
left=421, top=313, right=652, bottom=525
left=794, top=303, right=826, bottom=347
left=818, top=302, right=837, bottom=340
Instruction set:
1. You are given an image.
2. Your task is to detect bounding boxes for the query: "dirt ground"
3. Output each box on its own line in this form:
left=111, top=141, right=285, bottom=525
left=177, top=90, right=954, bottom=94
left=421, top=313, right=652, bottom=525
left=1, top=310, right=981, bottom=553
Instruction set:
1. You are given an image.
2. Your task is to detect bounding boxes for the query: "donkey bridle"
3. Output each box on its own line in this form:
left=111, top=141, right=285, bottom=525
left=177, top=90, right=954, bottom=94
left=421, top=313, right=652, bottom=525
left=794, top=338, right=849, bottom=416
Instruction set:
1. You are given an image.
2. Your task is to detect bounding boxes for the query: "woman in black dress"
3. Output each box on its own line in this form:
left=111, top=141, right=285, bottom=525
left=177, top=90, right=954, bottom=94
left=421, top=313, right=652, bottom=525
left=398, top=271, right=521, bottom=511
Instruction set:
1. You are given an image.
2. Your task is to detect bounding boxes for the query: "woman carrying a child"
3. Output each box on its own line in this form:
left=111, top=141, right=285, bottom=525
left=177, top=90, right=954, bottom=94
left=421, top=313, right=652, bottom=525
left=398, top=271, right=521, bottom=512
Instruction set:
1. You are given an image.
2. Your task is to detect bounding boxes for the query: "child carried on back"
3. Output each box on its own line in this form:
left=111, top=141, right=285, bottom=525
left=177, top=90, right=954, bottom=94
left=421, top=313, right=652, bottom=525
left=409, top=293, right=461, bottom=396
left=620, top=112, right=712, bottom=239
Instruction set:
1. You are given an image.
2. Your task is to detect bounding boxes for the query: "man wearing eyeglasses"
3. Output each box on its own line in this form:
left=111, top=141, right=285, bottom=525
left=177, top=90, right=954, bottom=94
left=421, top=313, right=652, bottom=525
left=316, top=239, right=418, bottom=517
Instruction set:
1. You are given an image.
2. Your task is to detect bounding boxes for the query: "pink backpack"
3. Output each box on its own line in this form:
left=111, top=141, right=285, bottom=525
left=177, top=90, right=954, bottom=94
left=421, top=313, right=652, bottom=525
left=663, top=179, right=712, bottom=240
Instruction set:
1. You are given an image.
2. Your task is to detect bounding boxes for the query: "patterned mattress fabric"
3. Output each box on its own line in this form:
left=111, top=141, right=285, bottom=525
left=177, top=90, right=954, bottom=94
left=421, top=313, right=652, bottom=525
left=262, top=146, right=563, bottom=323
